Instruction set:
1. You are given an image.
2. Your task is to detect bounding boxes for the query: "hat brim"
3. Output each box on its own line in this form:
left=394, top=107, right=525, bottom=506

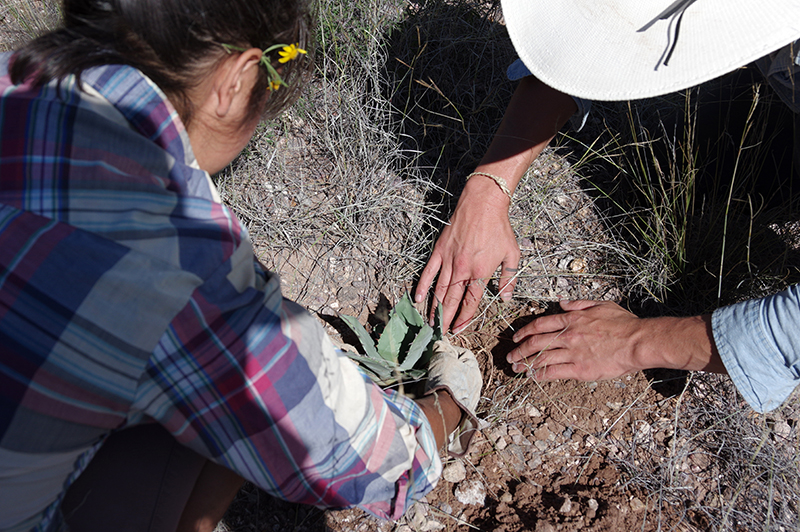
left=501, top=0, right=800, bottom=101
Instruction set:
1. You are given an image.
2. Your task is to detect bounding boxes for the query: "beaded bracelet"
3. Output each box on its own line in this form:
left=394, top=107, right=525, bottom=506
left=466, top=171, right=513, bottom=199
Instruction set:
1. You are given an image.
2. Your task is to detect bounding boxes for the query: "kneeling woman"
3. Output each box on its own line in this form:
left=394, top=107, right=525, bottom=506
left=0, top=1, right=474, bottom=530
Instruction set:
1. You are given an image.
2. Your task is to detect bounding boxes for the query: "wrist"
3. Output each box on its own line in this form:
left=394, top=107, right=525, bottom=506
left=467, top=171, right=512, bottom=199
left=461, top=172, right=512, bottom=211
left=633, top=316, right=720, bottom=373
left=417, top=389, right=463, bottom=449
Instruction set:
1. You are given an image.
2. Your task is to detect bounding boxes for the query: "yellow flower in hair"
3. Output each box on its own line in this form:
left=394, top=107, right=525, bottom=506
left=222, top=42, right=305, bottom=91
left=278, top=43, right=307, bottom=64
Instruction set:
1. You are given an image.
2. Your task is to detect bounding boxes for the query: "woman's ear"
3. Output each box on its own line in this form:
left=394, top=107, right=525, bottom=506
left=215, top=48, right=262, bottom=118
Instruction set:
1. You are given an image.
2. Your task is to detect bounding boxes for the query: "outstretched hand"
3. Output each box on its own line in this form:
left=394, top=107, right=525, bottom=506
left=507, top=300, right=647, bottom=381
left=506, top=300, right=724, bottom=381
left=415, top=178, right=520, bottom=333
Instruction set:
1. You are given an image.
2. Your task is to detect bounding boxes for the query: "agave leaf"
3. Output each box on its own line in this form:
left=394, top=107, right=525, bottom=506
left=432, top=301, right=444, bottom=341
left=401, top=368, right=426, bottom=382
left=414, top=301, right=444, bottom=367
left=398, top=323, right=433, bottom=371
left=338, top=314, right=380, bottom=360
left=375, top=312, right=408, bottom=363
left=345, top=352, right=395, bottom=381
left=392, top=292, right=425, bottom=328
left=351, top=363, right=383, bottom=384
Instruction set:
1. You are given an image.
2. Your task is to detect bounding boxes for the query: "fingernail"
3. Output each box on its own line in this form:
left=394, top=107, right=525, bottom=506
left=501, top=292, right=511, bottom=302
left=415, top=294, right=423, bottom=303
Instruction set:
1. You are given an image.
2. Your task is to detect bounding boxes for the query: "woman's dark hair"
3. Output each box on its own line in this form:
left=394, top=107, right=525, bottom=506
left=11, top=0, right=312, bottom=123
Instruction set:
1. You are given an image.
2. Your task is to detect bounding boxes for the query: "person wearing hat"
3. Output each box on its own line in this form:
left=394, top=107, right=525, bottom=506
left=415, top=0, right=800, bottom=413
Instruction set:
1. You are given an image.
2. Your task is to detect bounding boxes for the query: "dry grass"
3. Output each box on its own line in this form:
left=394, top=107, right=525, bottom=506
left=0, top=0, right=60, bottom=50
left=215, top=0, right=444, bottom=320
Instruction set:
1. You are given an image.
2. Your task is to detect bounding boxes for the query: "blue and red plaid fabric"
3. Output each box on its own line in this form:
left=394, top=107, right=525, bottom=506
left=0, top=55, right=440, bottom=531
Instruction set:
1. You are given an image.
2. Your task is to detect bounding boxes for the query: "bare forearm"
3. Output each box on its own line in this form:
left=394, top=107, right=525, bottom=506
left=471, top=75, right=577, bottom=196
left=635, top=315, right=726, bottom=374
left=416, top=391, right=462, bottom=451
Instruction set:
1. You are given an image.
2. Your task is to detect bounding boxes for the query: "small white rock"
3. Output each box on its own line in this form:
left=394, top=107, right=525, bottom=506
left=569, top=258, right=586, bottom=273
left=442, top=461, right=466, bottom=483
left=559, top=497, right=572, bottom=514
left=407, top=503, right=427, bottom=530
left=587, top=498, right=599, bottom=512
left=773, top=420, right=792, bottom=439
left=454, top=480, right=486, bottom=506
left=421, top=520, right=445, bottom=532
left=527, top=405, right=542, bottom=418
left=536, top=522, right=557, bottom=532
left=511, top=434, right=530, bottom=446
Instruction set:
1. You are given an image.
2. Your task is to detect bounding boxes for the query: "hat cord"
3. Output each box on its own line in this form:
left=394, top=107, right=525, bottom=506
left=638, top=0, right=699, bottom=70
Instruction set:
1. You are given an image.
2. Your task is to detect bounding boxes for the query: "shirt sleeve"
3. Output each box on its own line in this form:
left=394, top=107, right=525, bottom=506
left=712, top=284, right=800, bottom=413
left=507, top=58, right=592, bottom=131
left=133, top=235, right=441, bottom=519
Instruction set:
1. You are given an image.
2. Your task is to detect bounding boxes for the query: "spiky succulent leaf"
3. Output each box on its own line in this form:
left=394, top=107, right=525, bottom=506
left=375, top=312, right=408, bottom=363
left=345, top=352, right=395, bottom=383
left=401, top=368, right=426, bottom=383
left=419, top=301, right=445, bottom=366
left=339, top=293, right=439, bottom=387
left=399, top=323, right=433, bottom=371
left=339, top=313, right=380, bottom=360
left=392, top=292, right=425, bottom=328
left=433, top=301, right=444, bottom=341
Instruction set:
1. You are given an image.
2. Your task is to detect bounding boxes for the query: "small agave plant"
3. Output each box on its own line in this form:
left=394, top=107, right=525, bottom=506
left=339, top=293, right=443, bottom=386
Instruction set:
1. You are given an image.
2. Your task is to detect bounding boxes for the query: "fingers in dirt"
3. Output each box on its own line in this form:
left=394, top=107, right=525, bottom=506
left=415, top=253, right=442, bottom=304
left=451, top=277, right=487, bottom=334
left=440, top=280, right=469, bottom=331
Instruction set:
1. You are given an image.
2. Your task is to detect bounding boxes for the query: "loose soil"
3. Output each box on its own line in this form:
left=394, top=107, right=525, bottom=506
left=218, top=303, right=725, bottom=532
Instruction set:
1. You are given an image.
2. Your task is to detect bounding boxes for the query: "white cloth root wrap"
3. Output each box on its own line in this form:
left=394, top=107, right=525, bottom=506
left=424, top=340, right=482, bottom=457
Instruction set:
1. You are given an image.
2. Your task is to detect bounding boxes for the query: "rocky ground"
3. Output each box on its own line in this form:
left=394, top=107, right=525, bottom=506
left=217, top=138, right=800, bottom=531
left=219, top=299, right=799, bottom=532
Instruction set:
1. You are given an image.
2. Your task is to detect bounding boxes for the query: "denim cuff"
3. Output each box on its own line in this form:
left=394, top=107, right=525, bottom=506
left=712, top=285, right=800, bottom=413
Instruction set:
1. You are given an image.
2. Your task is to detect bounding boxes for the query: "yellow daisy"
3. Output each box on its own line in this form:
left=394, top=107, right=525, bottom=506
left=278, top=43, right=307, bottom=64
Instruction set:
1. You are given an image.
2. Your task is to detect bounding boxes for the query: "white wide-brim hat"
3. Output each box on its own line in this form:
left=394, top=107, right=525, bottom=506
left=501, top=0, right=800, bottom=100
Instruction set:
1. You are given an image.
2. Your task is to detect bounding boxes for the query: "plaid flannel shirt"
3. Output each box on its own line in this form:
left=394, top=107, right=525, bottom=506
left=0, top=55, right=440, bottom=531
